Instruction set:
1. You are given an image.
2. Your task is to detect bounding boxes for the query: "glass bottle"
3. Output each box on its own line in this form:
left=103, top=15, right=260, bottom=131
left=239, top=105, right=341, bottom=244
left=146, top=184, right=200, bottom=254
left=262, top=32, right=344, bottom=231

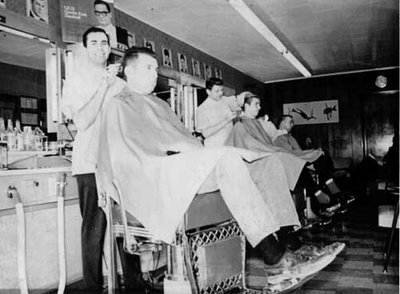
left=6, top=119, right=16, bottom=151
left=0, top=118, right=6, bottom=144
left=15, top=120, right=24, bottom=151
left=33, top=126, right=44, bottom=151
left=23, top=126, right=33, bottom=151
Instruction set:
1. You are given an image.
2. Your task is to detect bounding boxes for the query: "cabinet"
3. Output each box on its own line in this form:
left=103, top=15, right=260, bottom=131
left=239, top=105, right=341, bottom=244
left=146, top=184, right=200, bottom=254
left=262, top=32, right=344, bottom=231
left=0, top=167, right=82, bottom=291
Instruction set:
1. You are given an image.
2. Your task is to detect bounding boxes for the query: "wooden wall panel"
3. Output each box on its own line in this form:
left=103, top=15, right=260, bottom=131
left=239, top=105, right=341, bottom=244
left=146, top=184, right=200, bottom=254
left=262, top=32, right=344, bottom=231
left=263, top=69, right=399, bottom=167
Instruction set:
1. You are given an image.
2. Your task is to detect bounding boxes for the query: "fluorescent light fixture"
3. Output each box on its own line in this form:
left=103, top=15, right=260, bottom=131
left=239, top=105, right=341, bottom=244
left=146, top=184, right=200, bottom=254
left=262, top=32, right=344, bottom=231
left=228, top=0, right=312, bottom=77
left=0, top=24, right=51, bottom=44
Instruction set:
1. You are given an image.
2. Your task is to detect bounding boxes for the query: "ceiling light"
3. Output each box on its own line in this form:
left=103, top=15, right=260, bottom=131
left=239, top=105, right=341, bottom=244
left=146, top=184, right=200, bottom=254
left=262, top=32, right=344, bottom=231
left=227, top=0, right=311, bottom=77
left=0, top=24, right=51, bottom=44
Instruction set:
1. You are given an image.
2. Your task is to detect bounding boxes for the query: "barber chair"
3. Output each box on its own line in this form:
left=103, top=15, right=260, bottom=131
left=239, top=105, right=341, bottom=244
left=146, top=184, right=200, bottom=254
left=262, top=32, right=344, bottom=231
left=99, top=180, right=264, bottom=294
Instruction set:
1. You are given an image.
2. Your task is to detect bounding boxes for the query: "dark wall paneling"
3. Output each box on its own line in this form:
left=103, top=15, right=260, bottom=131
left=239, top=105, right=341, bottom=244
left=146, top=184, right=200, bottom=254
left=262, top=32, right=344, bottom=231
left=0, top=62, right=46, bottom=98
left=263, top=69, right=399, bottom=166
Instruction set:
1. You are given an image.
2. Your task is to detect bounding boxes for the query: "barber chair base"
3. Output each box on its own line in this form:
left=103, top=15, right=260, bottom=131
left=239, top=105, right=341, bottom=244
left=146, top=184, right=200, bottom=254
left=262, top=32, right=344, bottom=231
left=188, top=221, right=246, bottom=294
left=164, top=277, right=192, bottom=294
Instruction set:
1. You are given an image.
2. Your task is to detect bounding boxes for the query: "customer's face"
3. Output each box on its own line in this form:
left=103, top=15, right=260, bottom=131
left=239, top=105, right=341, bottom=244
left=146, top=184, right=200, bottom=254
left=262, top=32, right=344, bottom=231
left=95, top=3, right=112, bottom=26
left=85, top=32, right=110, bottom=66
left=125, top=54, right=159, bottom=95
left=281, top=116, right=294, bottom=132
left=207, top=85, right=224, bottom=101
left=245, top=98, right=261, bottom=118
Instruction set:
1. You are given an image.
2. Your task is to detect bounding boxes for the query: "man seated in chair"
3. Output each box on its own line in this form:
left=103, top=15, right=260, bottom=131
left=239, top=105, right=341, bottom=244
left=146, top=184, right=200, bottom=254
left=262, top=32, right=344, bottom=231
left=95, top=47, right=345, bottom=288
left=227, top=94, right=346, bottom=217
left=274, top=114, right=355, bottom=206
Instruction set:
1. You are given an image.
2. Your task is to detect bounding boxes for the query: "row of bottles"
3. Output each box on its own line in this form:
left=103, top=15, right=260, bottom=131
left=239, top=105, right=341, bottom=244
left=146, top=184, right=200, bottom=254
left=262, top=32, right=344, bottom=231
left=0, top=118, right=47, bottom=151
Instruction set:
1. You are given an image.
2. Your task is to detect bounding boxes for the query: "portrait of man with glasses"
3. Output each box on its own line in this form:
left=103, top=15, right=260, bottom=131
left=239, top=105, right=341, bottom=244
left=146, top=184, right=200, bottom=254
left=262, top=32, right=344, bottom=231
left=93, top=0, right=117, bottom=48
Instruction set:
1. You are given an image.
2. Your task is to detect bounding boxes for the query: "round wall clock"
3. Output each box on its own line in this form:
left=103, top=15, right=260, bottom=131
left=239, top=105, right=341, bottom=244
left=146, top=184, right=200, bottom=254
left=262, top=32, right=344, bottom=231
left=375, top=75, right=388, bottom=88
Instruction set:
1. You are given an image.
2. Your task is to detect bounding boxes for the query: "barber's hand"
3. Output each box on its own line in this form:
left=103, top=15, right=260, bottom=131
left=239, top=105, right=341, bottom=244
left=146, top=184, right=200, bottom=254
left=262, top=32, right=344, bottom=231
left=103, top=63, right=120, bottom=86
left=226, top=111, right=237, bottom=122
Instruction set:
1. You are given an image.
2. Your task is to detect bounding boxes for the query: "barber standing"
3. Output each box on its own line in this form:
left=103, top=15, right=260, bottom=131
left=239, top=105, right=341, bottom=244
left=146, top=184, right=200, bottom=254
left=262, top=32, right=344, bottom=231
left=61, top=27, right=125, bottom=291
left=196, top=78, right=251, bottom=147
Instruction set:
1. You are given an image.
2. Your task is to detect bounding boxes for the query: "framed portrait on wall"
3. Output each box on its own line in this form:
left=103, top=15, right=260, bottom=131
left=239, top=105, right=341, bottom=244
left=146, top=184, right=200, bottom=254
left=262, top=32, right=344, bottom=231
left=27, top=0, right=48, bottom=23
left=204, top=64, right=212, bottom=81
left=191, top=58, right=201, bottom=78
left=214, top=68, right=222, bottom=79
left=143, top=38, right=155, bottom=52
left=127, top=31, right=136, bottom=48
left=162, top=47, right=173, bottom=68
left=178, top=53, right=188, bottom=73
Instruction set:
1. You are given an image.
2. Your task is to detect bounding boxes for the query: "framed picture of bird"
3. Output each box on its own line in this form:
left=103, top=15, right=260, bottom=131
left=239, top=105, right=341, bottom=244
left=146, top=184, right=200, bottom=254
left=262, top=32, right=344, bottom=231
left=283, top=99, right=339, bottom=125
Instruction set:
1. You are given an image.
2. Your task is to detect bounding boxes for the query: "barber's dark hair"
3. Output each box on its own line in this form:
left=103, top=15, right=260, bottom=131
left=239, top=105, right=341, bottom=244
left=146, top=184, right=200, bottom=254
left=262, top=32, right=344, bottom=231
left=82, top=27, right=109, bottom=47
left=206, top=78, right=223, bottom=90
left=121, top=46, right=156, bottom=79
left=94, top=0, right=110, bottom=12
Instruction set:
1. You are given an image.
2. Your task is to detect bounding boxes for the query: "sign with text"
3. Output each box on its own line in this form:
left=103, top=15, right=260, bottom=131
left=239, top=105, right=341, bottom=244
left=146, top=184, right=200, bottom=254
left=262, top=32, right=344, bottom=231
left=60, top=0, right=117, bottom=47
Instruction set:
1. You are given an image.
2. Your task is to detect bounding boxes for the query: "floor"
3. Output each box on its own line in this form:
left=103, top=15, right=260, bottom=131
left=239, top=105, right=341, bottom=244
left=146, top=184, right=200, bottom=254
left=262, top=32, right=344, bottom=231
left=54, top=190, right=399, bottom=294
left=246, top=191, right=399, bottom=293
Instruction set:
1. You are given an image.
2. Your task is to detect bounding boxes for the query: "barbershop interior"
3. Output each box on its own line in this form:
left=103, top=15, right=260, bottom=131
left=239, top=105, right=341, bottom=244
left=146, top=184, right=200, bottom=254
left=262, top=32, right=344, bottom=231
left=0, top=0, right=399, bottom=293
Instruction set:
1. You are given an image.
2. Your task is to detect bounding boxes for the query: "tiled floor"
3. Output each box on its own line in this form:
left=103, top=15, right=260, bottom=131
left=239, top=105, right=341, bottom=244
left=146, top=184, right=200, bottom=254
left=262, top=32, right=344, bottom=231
left=246, top=194, right=399, bottom=293
left=56, top=192, right=398, bottom=294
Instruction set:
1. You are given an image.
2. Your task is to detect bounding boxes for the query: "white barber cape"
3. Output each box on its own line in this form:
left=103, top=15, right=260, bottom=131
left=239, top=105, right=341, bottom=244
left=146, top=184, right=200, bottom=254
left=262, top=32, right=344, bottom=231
left=96, top=88, right=300, bottom=246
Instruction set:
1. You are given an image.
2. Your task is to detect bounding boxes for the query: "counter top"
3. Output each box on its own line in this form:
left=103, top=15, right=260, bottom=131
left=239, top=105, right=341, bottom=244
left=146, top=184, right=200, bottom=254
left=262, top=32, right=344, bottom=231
left=0, top=166, right=72, bottom=176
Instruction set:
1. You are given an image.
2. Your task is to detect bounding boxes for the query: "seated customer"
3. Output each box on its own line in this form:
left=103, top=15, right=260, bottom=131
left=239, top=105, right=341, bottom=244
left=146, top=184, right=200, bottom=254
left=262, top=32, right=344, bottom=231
left=227, top=94, right=340, bottom=216
left=275, top=114, right=354, bottom=206
left=95, top=47, right=345, bottom=289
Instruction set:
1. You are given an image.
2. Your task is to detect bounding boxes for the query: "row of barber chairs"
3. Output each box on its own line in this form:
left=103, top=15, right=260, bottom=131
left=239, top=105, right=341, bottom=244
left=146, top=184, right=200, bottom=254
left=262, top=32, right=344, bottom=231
left=100, top=183, right=264, bottom=294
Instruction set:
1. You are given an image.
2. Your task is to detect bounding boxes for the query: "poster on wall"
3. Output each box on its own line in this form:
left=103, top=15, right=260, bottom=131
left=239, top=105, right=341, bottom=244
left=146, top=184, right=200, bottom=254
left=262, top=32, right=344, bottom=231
left=60, top=0, right=117, bottom=48
left=191, top=58, right=201, bottom=78
left=283, top=99, right=339, bottom=125
left=27, top=0, right=48, bottom=23
left=178, top=53, right=188, bottom=73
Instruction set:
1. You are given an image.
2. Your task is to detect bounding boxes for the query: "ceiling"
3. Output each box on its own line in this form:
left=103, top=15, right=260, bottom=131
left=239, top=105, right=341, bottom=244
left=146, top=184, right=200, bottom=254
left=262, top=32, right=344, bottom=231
left=116, top=0, right=399, bottom=83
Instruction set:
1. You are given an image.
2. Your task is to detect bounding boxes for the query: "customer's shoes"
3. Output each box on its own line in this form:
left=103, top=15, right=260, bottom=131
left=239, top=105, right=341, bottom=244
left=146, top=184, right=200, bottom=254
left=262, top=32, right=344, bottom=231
left=265, top=242, right=345, bottom=284
left=325, top=178, right=341, bottom=195
left=264, top=273, right=316, bottom=294
left=319, top=202, right=341, bottom=218
left=294, top=242, right=345, bottom=258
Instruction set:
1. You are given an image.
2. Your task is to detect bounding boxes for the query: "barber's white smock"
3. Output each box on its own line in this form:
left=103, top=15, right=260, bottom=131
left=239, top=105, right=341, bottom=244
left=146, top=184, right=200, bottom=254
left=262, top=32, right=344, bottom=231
left=61, top=70, right=125, bottom=175
left=197, top=96, right=240, bottom=147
